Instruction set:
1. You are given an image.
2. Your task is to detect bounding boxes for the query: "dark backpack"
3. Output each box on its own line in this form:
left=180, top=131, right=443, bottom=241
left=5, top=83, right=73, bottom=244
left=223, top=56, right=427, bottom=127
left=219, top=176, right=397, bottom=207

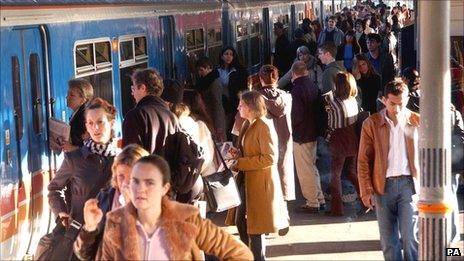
left=162, top=130, right=205, bottom=203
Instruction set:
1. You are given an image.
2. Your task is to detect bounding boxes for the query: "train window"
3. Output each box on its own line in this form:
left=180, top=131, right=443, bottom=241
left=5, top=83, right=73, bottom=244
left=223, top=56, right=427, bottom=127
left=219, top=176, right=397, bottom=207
left=12, top=56, right=23, bottom=140
left=207, top=28, right=222, bottom=66
left=195, top=29, right=204, bottom=46
left=251, top=23, right=260, bottom=34
left=120, top=40, right=134, bottom=62
left=95, top=41, right=111, bottom=69
left=186, top=30, right=195, bottom=48
left=29, top=53, right=43, bottom=135
left=207, top=28, right=222, bottom=44
left=236, top=24, right=248, bottom=38
left=134, top=36, right=147, bottom=58
left=236, top=39, right=249, bottom=68
left=298, top=12, right=304, bottom=23
left=250, top=36, right=260, bottom=67
left=76, top=43, right=94, bottom=71
left=185, top=28, right=204, bottom=51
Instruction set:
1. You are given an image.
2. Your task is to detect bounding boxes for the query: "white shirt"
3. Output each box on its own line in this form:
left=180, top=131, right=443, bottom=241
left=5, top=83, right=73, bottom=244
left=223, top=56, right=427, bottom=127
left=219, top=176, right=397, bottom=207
left=385, top=114, right=411, bottom=178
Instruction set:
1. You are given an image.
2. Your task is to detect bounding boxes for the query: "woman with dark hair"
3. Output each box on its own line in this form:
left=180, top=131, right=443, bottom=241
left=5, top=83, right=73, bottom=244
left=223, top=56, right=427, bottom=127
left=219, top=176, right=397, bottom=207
left=99, top=155, right=253, bottom=260
left=354, top=19, right=368, bottom=53
left=354, top=54, right=382, bottom=114
left=226, top=91, right=288, bottom=261
left=74, top=144, right=149, bottom=260
left=217, top=46, right=249, bottom=138
left=326, top=72, right=362, bottom=216
left=336, top=30, right=361, bottom=72
left=402, top=67, right=420, bottom=113
left=48, top=98, right=119, bottom=225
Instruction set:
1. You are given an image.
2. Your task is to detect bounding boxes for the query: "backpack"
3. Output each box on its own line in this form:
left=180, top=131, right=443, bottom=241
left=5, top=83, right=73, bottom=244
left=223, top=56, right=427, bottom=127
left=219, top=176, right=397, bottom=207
left=162, top=130, right=205, bottom=203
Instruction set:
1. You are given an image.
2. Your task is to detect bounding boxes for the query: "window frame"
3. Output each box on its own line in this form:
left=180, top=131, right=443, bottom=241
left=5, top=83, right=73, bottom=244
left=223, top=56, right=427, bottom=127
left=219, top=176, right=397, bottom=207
left=74, top=37, right=112, bottom=77
left=184, top=27, right=205, bottom=52
left=118, top=34, right=148, bottom=69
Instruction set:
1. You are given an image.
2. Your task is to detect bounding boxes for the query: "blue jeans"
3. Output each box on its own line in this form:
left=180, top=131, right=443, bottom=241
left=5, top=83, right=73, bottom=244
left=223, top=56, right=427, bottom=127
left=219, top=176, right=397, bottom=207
left=374, top=176, right=418, bottom=261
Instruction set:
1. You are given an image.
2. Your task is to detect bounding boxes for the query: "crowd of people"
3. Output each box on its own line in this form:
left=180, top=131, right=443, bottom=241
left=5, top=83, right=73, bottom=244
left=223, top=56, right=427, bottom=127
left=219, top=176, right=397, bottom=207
left=44, top=1, right=464, bottom=261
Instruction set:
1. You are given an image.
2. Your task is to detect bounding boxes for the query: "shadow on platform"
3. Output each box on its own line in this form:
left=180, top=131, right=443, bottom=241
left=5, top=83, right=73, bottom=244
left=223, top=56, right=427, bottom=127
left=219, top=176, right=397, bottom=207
left=266, top=240, right=382, bottom=257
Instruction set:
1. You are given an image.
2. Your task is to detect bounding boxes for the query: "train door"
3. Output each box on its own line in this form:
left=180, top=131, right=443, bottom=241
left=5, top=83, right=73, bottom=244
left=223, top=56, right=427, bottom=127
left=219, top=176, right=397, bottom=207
left=290, top=5, right=297, bottom=36
left=0, top=26, right=50, bottom=260
left=159, top=16, right=176, bottom=79
left=262, top=8, right=271, bottom=64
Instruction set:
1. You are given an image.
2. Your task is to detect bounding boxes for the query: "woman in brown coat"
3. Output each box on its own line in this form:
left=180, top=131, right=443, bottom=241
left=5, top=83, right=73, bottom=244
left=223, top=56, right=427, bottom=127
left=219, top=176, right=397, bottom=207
left=227, top=91, right=289, bottom=261
left=99, top=155, right=253, bottom=260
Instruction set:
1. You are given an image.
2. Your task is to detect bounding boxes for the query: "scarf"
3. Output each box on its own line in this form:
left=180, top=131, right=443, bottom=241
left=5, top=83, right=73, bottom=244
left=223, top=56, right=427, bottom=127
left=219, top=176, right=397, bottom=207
left=83, top=138, right=118, bottom=157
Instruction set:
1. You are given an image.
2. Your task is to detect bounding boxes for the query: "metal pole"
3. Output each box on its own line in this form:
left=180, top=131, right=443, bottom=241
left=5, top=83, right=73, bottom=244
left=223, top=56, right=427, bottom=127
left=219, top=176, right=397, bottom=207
left=418, top=1, right=453, bottom=260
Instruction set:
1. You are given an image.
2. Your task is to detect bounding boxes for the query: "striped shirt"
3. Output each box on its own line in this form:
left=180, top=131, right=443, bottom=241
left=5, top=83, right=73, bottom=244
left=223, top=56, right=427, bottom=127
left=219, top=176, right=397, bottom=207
left=327, top=97, right=359, bottom=130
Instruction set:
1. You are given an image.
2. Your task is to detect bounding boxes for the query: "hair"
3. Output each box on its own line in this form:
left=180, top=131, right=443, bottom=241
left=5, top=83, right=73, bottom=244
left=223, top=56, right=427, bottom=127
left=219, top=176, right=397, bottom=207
left=366, top=33, right=382, bottom=43
left=402, top=67, right=420, bottom=92
left=131, top=68, right=164, bottom=97
left=172, top=102, right=190, bottom=118
left=259, top=64, right=279, bottom=85
left=296, top=46, right=310, bottom=58
left=182, top=90, right=214, bottom=133
left=274, top=22, right=284, bottom=29
left=239, top=91, right=267, bottom=119
left=355, top=53, right=377, bottom=76
left=318, top=42, right=337, bottom=58
left=68, top=78, right=94, bottom=101
left=355, top=19, right=366, bottom=30
left=291, top=61, right=308, bottom=77
left=85, top=97, right=117, bottom=121
left=195, top=56, right=213, bottom=69
left=111, top=144, right=149, bottom=190
left=384, top=78, right=409, bottom=97
left=219, top=46, right=243, bottom=69
left=134, top=155, right=171, bottom=185
left=328, top=15, right=337, bottom=21
left=334, top=72, right=358, bottom=100
left=343, top=29, right=361, bottom=50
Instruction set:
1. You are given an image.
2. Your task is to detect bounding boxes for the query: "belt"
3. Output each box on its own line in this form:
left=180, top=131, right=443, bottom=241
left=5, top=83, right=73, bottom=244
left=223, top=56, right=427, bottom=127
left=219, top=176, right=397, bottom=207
left=386, top=175, right=411, bottom=180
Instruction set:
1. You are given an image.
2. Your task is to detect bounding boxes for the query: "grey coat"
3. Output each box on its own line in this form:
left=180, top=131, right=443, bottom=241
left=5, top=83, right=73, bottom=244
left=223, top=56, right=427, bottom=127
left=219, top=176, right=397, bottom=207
left=321, top=61, right=346, bottom=94
left=317, top=28, right=345, bottom=47
left=48, top=146, right=114, bottom=223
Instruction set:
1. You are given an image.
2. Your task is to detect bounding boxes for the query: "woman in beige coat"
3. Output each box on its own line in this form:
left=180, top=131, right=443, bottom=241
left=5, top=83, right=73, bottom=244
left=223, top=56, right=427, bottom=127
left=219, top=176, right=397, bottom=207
left=226, top=91, right=289, bottom=261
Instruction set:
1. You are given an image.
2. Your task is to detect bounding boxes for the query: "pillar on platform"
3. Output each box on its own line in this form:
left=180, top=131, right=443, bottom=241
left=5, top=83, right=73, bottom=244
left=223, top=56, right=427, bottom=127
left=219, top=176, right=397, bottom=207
left=417, top=0, right=453, bottom=260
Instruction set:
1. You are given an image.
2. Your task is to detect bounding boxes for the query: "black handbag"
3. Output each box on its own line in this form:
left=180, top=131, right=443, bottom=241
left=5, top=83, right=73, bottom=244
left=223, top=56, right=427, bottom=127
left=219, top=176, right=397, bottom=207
left=202, top=143, right=241, bottom=212
left=34, top=218, right=82, bottom=261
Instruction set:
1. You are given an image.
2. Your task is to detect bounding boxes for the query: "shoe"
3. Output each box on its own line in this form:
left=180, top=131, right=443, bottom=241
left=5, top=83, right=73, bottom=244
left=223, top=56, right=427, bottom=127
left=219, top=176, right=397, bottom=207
left=295, top=205, right=320, bottom=213
left=278, top=227, right=290, bottom=236
left=324, top=211, right=343, bottom=217
left=319, top=204, right=326, bottom=211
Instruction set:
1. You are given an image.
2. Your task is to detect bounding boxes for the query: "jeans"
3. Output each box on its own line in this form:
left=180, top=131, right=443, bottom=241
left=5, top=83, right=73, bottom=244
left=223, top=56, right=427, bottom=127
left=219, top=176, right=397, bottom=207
left=451, top=174, right=461, bottom=242
left=374, top=176, right=418, bottom=261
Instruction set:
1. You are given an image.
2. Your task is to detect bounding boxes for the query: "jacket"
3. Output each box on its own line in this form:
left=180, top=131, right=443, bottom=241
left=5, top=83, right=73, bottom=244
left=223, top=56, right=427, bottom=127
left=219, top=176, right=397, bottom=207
left=73, top=187, right=116, bottom=260
left=226, top=118, right=289, bottom=234
left=291, top=76, right=319, bottom=143
left=357, top=109, right=420, bottom=198
left=365, top=51, right=395, bottom=89
left=69, top=103, right=87, bottom=146
left=122, top=95, right=179, bottom=155
left=273, top=34, right=292, bottom=74
left=99, top=197, right=253, bottom=260
left=257, top=86, right=295, bottom=200
left=277, top=55, right=322, bottom=91
left=321, top=61, right=346, bottom=94
left=317, top=28, right=345, bottom=47
left=357, top=72, right=382, bottom=114
left=48, top=146, right=114, bottom=223
left=221, top=66, right=248, bottom=115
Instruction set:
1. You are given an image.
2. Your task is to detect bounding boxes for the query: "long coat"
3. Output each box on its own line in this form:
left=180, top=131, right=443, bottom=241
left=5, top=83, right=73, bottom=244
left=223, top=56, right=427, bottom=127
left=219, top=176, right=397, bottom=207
left=257, top=86, right=295, bottom=200
left=99, top=197, right=253, bottom=260
left=226, top=118, right=289, bottom=234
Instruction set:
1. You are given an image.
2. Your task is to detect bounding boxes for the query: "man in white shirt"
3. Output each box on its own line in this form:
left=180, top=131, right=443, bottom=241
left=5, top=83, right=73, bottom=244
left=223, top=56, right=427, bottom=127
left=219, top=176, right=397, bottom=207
left=358, top=79, right=420, bottom=261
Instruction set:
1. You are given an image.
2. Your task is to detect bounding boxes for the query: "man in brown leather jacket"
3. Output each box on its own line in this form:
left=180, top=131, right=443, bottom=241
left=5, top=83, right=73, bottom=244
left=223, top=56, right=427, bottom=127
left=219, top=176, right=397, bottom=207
left=358, top=79, right=419, bottom=261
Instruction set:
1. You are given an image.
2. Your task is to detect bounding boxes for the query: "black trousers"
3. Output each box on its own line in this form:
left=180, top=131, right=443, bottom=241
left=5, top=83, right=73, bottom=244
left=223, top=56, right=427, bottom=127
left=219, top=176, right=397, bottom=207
left=235, top=176, right=266, bottom=261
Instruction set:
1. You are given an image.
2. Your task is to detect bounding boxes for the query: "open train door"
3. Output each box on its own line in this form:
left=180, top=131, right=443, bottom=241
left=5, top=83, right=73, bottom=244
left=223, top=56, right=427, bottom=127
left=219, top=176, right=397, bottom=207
left=0, top=26, right=51, bottom=260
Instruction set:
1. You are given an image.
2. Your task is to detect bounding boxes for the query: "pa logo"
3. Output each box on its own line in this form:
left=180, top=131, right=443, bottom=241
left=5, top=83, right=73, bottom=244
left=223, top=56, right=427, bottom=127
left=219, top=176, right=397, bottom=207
left=445, top=248, right=462, bottom=256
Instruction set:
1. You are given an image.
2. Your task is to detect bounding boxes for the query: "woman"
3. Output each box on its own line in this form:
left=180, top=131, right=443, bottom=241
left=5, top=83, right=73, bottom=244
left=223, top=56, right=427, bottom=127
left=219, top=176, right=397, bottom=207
left=354, top=19, right=368, bottom=53
left=278, top=46, right=322, bottom=90
left=257, top=65, right=295, bottom=202
left=63, top=78, right=94, bottom=152
left=217, top=46, right=249, bottom=138
left=326, top=72, right=362, bottom=216
left=336, top=30, right=361, bottom=72
left=73, top=144, right=149, bottom=260
left=354, top=54, right=382, bottom=114
left=48, top=98, right=119, bottom=225
left=99, top=155, right=253, bottom=260
left=402, top=67, right=420, bottom=113
left=226, top=91, right=289, bottom=261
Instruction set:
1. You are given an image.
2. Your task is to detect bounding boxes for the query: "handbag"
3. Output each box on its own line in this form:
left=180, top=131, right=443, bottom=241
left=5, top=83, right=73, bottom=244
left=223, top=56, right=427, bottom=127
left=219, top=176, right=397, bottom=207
left=202, top=143, right=241, bottom=212
left=34, top=218, right=82, bottom=261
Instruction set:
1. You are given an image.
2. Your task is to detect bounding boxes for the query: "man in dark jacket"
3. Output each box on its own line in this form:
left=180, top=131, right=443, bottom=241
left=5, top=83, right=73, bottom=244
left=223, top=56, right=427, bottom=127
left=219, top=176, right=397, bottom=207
left=290, top=61, right=325, bottom=213
left=365, top=33, right=396, bottom=89
left=289, top=28, right=314, bottom=61
left=273, top=22, right=292, bottom=76
left=318, top=42, right=346, bottom=94
left=122, top=68, right=179, bottom=155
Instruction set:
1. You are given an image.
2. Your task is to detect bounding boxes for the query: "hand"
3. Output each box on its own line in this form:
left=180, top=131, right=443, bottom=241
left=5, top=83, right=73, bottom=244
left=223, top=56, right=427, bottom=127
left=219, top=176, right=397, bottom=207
left=228, top=147, right=240, bottom=160
left=83, top=199, right=103, bottom=232
left=58, top=212, right=71, bottom=228
left=61, top=142, right=78, bottom=153
left=361, top=194, right=375, bottom=210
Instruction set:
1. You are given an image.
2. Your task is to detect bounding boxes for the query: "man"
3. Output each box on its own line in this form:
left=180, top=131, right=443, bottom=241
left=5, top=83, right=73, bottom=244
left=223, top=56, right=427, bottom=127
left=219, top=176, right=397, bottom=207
left=288, top=28, right=311, bottom=62
left=317, top=16, right=344, bottom=47
left=318, top=42, right=346, bottom=94
left=366, top=33, right=396, bottom=89
left=122, top=68, right=179, bottom=155
left=290, top=61, right=325, bottom=213
left=358, top=80, right=419, bottom=261
left=273, top=22, right=292, bottom=76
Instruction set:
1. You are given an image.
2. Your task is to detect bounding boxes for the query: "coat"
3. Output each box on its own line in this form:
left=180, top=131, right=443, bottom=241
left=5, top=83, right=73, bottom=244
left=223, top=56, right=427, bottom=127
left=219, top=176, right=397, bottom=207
left=226, top=118, right=289, bottom=234
left=122, top=95, right=179, bottom=155
left=257, top=86, right=295, bottom=200
left=48, top=146, right=114, bottom=223
left=357, top=109, right=420, bottom=199
left=69, top=103, right=87, bottom=146
left=317, top=28, right=345, bottom=47
left=290, top=76, right=319, bottom=143
left=321, top=61, right=346, bottom=94
left=99, top=197, right=253, bottom=260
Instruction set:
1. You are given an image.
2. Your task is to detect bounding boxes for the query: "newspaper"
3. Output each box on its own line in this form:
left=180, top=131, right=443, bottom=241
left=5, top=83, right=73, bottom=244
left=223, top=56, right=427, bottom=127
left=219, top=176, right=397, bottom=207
left=216, top=141, right=238, bottom=171
left=48, top=117, right=71, bottom=154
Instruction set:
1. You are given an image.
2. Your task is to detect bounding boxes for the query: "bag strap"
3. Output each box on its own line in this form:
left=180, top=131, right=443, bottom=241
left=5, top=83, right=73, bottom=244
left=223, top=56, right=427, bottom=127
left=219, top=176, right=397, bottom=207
left=212, top=142, right=231, bottom=171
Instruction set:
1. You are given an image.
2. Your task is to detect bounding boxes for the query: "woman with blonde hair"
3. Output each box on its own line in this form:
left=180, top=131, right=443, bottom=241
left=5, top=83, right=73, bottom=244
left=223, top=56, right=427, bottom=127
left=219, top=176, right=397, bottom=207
left=73, top=144, right=149, bottom=260
left=226, top=90, right=289, bottom=260
left=326, top=72, right=362, bottom=216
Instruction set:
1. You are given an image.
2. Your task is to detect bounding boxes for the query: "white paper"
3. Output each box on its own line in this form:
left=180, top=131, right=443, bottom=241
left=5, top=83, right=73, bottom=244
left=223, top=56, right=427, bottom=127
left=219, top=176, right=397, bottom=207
left=48, top=117, right=71, bottom=154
